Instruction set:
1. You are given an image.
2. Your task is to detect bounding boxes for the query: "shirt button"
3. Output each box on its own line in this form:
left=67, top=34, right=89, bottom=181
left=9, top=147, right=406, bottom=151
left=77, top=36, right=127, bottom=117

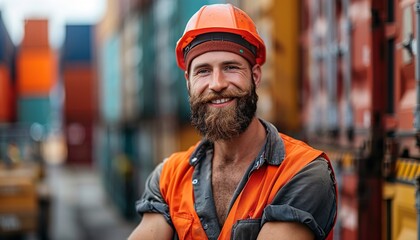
left=203, top=223, right=208, bottom=230
left=192, top=179, right=198, bottom=185
left=191, top=157, right=198, bottom=163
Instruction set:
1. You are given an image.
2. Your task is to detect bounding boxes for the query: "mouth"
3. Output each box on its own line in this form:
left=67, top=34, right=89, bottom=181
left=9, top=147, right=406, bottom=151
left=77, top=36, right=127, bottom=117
left=208, top=97, right=234, bottom=107
left=211, top=98, right=231, bottom=104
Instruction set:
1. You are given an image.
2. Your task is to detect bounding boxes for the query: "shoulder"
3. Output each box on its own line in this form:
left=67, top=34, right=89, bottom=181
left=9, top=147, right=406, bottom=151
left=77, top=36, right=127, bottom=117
left=277, top=157, right=335, bottom=199
left=292, top=157, right=335, bottom=189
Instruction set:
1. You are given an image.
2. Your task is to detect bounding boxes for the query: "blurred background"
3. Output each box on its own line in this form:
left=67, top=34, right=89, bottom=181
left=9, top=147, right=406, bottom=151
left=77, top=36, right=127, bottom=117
left=0, top=0, right=417, bottom=239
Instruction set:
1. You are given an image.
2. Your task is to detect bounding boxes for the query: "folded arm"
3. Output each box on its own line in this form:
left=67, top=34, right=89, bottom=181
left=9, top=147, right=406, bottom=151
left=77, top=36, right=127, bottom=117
left=257, top=221, right=314, bottom=240
left=128, top=213, right=173, bottom=240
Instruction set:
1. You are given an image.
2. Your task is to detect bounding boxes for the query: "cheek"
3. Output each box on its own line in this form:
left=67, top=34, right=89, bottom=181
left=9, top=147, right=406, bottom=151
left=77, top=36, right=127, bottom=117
left=189, top=80, right=207, bottom=96
left=225, top=71, right=251, bottom=87
left=229, top=78, right=252, bottom=91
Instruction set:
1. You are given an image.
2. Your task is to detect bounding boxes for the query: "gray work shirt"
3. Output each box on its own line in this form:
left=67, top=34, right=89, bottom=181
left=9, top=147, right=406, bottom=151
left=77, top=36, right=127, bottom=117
left=136, top=119, right=337, bottom=240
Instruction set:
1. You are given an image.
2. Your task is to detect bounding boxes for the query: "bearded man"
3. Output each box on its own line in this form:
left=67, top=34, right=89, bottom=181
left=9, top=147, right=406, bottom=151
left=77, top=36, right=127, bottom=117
left=128, top=4, right=337, bottom=240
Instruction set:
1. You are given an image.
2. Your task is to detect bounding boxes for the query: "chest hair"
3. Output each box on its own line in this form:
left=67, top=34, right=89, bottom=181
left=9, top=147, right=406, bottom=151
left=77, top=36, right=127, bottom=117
left=212, top=164, right=245, bottom=227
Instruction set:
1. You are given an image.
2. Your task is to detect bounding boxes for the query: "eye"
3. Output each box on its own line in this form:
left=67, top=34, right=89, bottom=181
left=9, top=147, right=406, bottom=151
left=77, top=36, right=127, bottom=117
left=194, top=68, right=210, bottom=76
left=224, top=65, right=239, bottom=71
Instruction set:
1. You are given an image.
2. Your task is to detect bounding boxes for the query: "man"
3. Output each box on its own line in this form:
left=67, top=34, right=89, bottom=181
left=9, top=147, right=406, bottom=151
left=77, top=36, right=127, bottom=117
left=128, top=3, right=337, bottom=240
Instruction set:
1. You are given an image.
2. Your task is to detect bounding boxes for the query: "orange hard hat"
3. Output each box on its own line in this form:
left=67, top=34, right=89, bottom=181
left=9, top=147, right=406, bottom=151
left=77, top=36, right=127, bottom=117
left=175, top=4, right=266, bottom=70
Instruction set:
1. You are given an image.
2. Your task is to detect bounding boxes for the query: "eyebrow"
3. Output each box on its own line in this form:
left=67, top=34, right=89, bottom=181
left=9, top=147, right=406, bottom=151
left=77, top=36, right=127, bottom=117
left=192, top=63, right=211, bottom=72
left=192, top=60, right=244, bottom=71
left=221, top=60, right=243, bottom=66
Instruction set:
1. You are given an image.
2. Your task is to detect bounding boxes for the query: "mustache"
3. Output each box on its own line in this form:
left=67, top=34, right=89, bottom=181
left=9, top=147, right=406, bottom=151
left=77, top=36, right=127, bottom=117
left=191, top=89, right=250, bottom=104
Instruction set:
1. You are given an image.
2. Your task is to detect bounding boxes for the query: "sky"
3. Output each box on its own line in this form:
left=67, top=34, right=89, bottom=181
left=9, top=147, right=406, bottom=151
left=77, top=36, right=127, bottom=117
left=0, top=0, right=106, bottom=48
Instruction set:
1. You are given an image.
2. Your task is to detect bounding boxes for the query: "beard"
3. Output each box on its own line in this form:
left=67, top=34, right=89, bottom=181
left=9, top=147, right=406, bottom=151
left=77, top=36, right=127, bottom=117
left=189, top=80, right=258, bottom=142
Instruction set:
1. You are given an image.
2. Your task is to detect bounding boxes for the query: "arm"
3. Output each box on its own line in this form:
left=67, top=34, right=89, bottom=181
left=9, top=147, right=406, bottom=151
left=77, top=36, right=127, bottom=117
left=257, top=222, right=314, bottom=240
left=128, top=213, right=173, bottom=240
left=130, top=162, right=173, bottom=239
left=261, top=158, right=337, bottom=239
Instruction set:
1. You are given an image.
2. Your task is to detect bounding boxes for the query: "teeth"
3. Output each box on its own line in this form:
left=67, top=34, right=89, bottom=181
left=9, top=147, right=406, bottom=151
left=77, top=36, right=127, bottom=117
left=212, top=98, right=231, bottom=104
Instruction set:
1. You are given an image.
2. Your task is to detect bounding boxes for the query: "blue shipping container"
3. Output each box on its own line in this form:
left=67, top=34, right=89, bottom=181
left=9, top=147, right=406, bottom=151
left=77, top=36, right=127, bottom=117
left=100, top=34, right=122, bottom=123
left=0, top=12, right=16, bottom=72
left=62, top=25, right=93, bottom=63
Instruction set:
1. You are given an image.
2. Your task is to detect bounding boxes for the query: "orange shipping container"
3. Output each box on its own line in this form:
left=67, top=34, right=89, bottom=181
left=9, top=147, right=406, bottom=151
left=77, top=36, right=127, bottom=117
left=0, top=65, right=14, bottom=122
left=17, top=48, right=57, bottom=96
left=21, top=19, right=49, bottom=48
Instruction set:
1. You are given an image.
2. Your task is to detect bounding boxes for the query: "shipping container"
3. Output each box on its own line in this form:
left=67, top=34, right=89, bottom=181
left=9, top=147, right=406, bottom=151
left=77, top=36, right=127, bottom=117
left=63, top=65, right=98, bottom=121
left=153, top=0, right=178, bottom=119
left=21, top=19, right=49, bottom=49
left=114, top=126, right=137, bottom=219
left=117, top=0, right=132, bottom=23
left=95, top=123, right=136, bottom=218
left=16, top=48, right=58, bottom=96
left=62, top=25, right=94, bottom=64
left=132, top=121, right=157, bottom=196
left=0, top=12, right=16, bottom=69
left=385, top=0, right=420, bottom=239
left=269, top=1, right=301, bottom=133
left=238, top=0, right=302, bottom=134
left=299, top=0, right=411, bottom=239
left=17, top=97, right=51, bottom=127
left=94, top=0, right=133, bottom=220
left=95, top=124, right=113, bottom=195
left=64, top=120, right=94, bottom=165
left=95, top=0, right=121, bottom=43
left=137, top=9, right=156, bottom=119
left=0, top=65, right=14, bottom=122
left=121, top=13, right=141, bottom=123
left=99, top=34, right=122, bottom=124
left=0, top=12, right=17, bottom=123
left=394, top=0, right=417, bottom=155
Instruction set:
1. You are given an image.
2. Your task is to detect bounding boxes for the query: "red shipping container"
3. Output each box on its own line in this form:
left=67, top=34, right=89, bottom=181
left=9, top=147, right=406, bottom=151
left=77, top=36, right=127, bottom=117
left=65, top=120, right=94, bottom=165
left=17, top=48, right=58, bottom=96
left=394, top=1, right=418, bottom=153
left=21, top=19, right=49, bottom=49
left=63, top=65, right=98, bottom=121
left=0, top=64, right=14, bottom=122
left=300, top=0, right=386, bottom=239
left=340, top=174, right=358, bottom=240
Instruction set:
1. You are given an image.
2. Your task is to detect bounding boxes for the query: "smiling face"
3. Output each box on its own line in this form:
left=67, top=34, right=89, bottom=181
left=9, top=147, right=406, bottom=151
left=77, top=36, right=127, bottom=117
left=186, top=51, right=261, bottom=142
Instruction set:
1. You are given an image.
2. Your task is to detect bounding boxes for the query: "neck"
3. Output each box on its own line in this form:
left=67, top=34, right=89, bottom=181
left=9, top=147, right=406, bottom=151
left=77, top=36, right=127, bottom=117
left=212, top=117, right=266, bottom=165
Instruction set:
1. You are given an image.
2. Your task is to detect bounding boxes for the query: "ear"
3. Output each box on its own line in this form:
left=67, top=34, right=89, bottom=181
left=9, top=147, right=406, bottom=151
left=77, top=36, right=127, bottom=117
left=251, top=64, right=262, bottom=88
left=184, top=71, right=191, bottom=93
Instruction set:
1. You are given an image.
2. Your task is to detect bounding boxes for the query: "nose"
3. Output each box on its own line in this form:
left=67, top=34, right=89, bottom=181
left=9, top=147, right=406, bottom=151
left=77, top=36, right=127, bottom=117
left=209, top=68, right=228, bottom=92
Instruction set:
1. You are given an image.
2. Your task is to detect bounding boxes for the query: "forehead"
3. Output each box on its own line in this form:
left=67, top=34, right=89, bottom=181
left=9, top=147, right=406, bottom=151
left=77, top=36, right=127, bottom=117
left=190, top=51, right=248, bottom=68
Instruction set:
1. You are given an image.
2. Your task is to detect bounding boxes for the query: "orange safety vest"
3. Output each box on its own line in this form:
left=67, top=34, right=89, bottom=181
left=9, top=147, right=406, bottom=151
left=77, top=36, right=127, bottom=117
left=160, top=133, right=336, bottom=240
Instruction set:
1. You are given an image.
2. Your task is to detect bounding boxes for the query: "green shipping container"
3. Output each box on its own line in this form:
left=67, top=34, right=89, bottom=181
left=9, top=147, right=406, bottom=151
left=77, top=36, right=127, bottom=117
left=18, top=96, right=51, bottom=127
left=137, top=10, right=156, bottom=119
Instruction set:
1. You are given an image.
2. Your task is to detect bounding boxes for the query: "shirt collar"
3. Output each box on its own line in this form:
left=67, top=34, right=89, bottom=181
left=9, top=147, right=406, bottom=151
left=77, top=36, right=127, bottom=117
left=189, top=118, right=286, bottom=167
